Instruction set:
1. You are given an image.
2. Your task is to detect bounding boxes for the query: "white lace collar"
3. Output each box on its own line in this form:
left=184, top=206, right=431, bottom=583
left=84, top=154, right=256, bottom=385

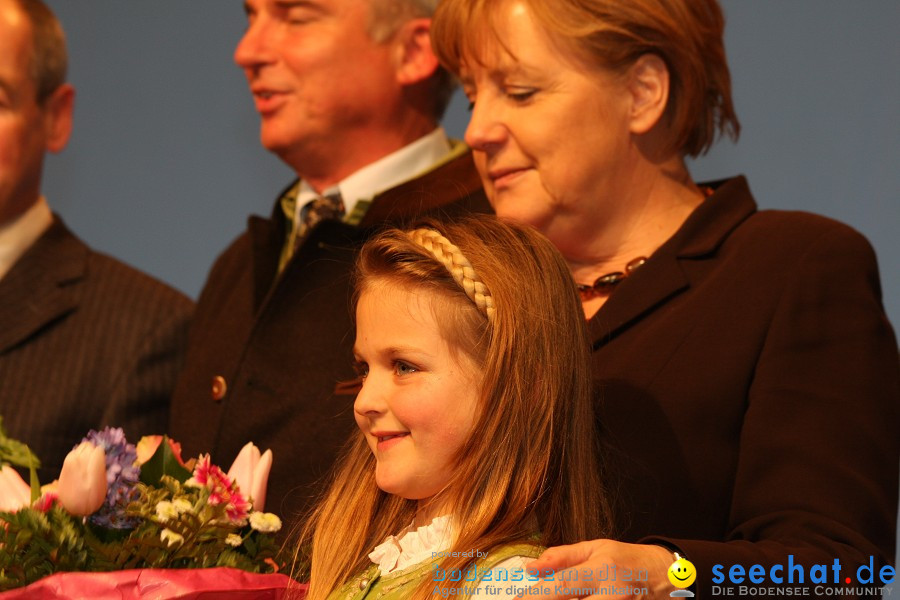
left=368, top=515, right=453, bottom=575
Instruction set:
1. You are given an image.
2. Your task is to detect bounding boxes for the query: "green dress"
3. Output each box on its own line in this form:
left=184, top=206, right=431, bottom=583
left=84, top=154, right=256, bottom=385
left=327, top=542, right=544, bottom=600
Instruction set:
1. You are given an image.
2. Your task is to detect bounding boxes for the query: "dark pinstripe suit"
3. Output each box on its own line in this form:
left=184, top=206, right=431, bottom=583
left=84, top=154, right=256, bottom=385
left=0, top=217, right=193, bottom=483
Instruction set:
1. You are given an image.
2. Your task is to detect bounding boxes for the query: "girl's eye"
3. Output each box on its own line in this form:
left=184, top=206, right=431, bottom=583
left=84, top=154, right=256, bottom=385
left=394, top=361, right=418, bottom=376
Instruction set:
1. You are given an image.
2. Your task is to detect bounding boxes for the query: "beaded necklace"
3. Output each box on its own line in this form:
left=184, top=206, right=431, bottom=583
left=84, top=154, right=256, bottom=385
left=575, top=186, right=714, bottom=301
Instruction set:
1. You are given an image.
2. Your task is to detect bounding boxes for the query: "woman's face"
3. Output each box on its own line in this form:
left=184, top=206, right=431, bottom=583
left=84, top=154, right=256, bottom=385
left=461, top=1, right=634, bottom=253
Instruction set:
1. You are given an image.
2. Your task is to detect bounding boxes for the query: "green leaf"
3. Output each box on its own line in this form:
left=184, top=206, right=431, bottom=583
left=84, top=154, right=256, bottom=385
left=139, top=436, right=191, bottom=485
left=29, top=465, right=40, bottom=504
left=0, top=416, right=41, bottom=473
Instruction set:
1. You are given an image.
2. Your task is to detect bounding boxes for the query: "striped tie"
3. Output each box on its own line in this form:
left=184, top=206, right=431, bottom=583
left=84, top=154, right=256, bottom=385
left=297, top=193, right=345, bottom=241
left=278, top=193, right=345, bottom=273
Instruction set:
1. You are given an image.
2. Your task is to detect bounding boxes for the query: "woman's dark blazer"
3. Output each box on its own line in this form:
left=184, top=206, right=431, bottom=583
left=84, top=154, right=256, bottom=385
left=592, top=176, right=898, bottom=597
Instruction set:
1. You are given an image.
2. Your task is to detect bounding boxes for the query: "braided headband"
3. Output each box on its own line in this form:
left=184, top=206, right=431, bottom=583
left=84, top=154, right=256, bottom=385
left=407, top=228, right=495, bottom=320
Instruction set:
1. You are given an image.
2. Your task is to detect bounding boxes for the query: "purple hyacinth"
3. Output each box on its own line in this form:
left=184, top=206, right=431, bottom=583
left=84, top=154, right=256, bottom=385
left=81, top=427, right=141, bottom=529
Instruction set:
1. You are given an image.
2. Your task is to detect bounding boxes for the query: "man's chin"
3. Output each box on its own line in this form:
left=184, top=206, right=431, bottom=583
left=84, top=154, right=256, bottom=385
left=259, top=133, right=301, bottom=165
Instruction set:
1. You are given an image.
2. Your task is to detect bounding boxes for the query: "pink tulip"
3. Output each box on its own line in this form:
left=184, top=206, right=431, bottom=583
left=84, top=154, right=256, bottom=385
left=226, top=442, right=273, bottom=511
left=57, top=441, right=107, bottom=516
left=0, top=465, right=31, bottom=512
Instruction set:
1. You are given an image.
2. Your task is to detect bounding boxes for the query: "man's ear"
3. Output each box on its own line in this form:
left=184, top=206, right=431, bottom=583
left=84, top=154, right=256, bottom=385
left=42, top=83, right=75, bottom=154
left=392, top=18, right=440, bottom=86
left=626, top=53, right=669, bottom=135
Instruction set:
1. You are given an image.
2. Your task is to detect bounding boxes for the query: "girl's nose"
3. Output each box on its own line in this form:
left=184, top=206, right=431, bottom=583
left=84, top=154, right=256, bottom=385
left=353, top=373, right=387, bottom=417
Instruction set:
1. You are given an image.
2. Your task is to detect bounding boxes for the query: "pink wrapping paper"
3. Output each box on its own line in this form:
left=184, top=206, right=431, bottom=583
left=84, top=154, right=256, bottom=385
left=0, top=568, right=306, bottom=599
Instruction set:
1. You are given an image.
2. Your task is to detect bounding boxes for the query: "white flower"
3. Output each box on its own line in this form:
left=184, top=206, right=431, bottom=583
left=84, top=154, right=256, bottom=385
left=249, top=511, right=282, bottom=533
left=226, top=533, right=243, bottom=547
left=172, top=498, right=193, bottom=514
left=57, top=442, right=107, bottom=516
left=155, top=501, right=179, bottom=522
left=160, top=528, right=184, bottom=547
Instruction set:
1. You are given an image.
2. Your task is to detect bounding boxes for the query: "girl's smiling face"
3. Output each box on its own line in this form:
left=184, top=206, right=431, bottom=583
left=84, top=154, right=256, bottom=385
left=353, top=283, right=482, bottom=515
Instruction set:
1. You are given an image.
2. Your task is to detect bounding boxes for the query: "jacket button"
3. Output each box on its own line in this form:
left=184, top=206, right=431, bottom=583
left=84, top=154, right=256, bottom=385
left=211, top=375, right=227, bottom=401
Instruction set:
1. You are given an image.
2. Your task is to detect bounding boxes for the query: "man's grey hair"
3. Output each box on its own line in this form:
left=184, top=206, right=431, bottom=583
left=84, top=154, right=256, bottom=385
left=368, top=0, right=454, bottom=120
left=368, top=0, right=438, bottom=41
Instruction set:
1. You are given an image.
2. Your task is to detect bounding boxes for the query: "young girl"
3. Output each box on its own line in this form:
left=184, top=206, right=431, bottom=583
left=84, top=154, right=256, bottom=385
left=297, top=216, right=612, bottom=600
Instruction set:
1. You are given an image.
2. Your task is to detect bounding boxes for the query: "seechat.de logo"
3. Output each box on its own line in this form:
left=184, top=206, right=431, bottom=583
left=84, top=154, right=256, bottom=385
left=709, top=555, right=896, bottom=597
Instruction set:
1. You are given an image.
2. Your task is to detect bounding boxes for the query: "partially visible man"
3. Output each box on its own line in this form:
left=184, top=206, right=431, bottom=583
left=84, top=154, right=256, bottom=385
left=170, top=0, right=488, bottom=520
left=0, top=0, right=193, bottom=482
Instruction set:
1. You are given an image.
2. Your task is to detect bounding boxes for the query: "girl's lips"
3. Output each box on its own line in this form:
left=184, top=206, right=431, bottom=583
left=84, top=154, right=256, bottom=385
left=375, top=432, right=409, bottom=451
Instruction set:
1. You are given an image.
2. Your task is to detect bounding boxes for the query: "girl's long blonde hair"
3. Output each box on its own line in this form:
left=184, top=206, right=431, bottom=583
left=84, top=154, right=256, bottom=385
left=295, top=216, right=611, bottom=599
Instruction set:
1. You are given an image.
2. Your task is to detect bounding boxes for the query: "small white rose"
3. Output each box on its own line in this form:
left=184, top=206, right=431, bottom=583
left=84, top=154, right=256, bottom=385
left=249, top=511, right=282, bottom=533
left=160, top=528, right=184, bottom=547
left=155, top=501, right=178, bottom=522
left=226, top=533, right=243, bottom=547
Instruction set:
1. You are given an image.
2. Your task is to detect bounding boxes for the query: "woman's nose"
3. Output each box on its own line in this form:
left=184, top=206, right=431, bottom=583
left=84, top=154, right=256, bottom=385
left=464, top=96, right=506, bottom=153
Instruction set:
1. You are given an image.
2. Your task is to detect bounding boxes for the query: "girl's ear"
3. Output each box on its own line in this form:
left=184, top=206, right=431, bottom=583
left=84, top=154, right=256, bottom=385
left=391, top=18, right=440, bottom=86
left=625, top=53, right=669, bottom=135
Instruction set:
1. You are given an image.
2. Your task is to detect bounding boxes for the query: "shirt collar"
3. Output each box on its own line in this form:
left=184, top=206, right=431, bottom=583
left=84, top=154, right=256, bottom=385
left=0, top=197, right=53, bottom=282
left=368, top=515, right=453, bottom=576
left=294, top=127, right=453, bottom=221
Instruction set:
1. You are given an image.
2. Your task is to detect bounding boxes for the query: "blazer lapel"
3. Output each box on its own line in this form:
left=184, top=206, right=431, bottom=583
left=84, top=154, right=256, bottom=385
left=0, top=218, right=86, bottom=354
left=248, top=214, right=282, bottom=312
left=589, top=176, right=757, bottom=348
left=589, top=252, right=689, bottom=347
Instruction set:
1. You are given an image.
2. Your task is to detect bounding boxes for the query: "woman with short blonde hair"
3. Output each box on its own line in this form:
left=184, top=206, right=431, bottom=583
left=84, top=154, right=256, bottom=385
left=431, top=0, right=899, bottom=597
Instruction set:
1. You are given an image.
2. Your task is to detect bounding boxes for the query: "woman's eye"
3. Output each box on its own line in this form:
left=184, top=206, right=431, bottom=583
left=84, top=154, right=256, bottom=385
left=508, top=89, right=536, bottom=103
left=394, top=361, right=418, bottom=376
left=353, top=361, right=369, bottom=379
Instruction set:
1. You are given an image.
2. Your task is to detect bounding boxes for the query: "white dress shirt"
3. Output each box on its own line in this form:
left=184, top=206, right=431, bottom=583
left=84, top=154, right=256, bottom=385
left=0, top=197, right=53, bottom=282
left=292, top=127, right=453, bottom=224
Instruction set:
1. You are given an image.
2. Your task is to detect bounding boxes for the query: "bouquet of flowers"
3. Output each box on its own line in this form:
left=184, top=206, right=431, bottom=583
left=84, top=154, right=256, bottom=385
left=0, top=418, right=289, bottom=594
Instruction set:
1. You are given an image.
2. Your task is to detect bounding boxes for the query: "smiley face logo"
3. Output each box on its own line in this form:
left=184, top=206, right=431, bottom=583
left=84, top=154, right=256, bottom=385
left=667, top=555, right=696, bottom=589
